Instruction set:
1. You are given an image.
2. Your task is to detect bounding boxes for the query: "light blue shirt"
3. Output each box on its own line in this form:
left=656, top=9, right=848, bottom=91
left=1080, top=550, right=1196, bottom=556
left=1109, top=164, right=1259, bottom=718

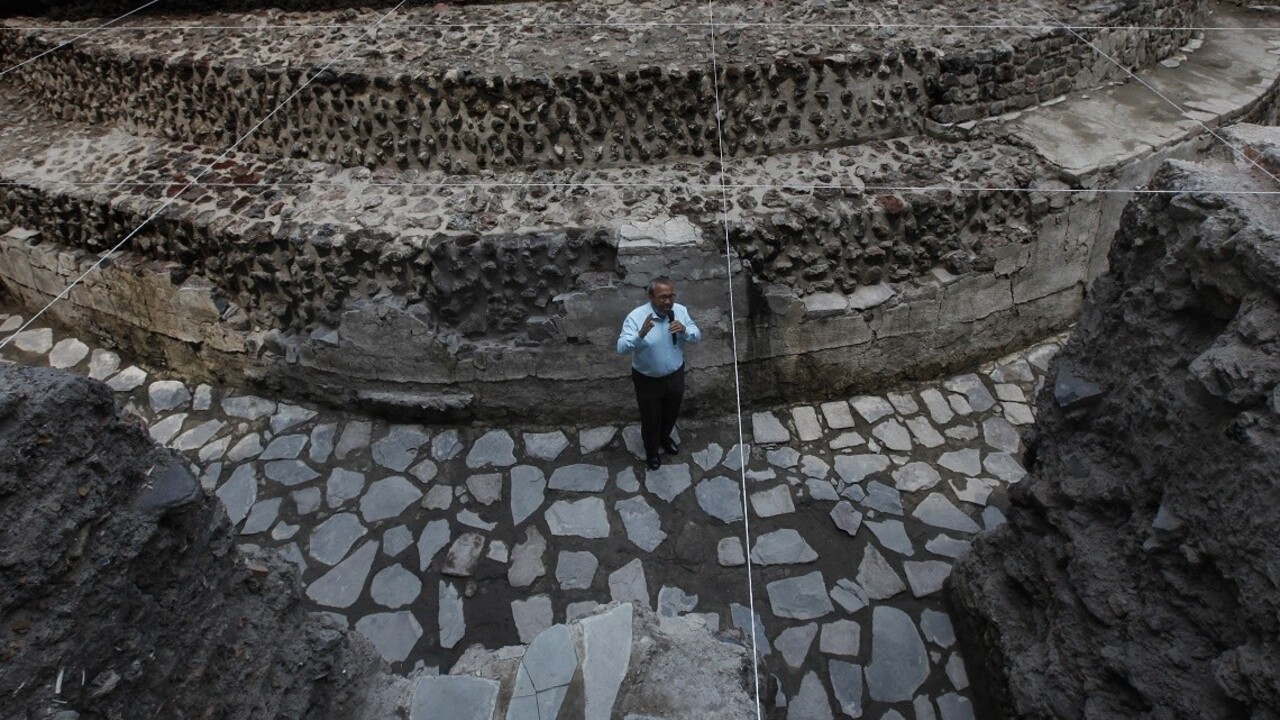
left=616, top=301, right=701, bottom=377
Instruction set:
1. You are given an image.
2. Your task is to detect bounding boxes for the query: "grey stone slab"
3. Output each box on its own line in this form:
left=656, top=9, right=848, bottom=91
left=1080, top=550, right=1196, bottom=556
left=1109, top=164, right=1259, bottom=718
left=829, top=660, right=864, bottom=718
left=410, top=459, right=438, bottom=484
left=272, top=523, right=299, bottom=541
left=335, top=420, right=372, bottom=460
left=692, top=442, right=724, bottom=471
left=820, top=401, right=857, bottom=430
left=829, top=501, right=863, bottom=536
left=608, top=558, right=650, bottom=608
left=751, top=411, right=791, bottom=445
left=865, top=606, right=929, bottom=703
left=12, top=327, right=52, bottom=354
left=524, top=431, right=569, bottom=462
left=466, top=473, right=503, bottom=506
left=546, top=498, right=610, bottom=538
left=834, top=454, right=890, bottom=485
left=657, top=586, right=698, bottom=617
left=943, top=374, right=997, bottom=412
left=616, top=467, right=639, bottom=493
left=718, top=537, right=745, bottom=567
left=791, top=406, right=824, bottom=442
left=866, top=519, right=915, bottom=556
left=438, top=581, right=466, bottom=649
left=621, top=424, right=645, bottom=459
left=221, top=395, right=275, bottom=420
left=226, top=433, right=263, bottom=463
left=861, top=481, right=904, bottom=515
left=977, top=412, right=1018, bottom=450
left=616, top=496, right=666, bottom=552
left=1026, top=343, right=1060, bottom=371
left=306, top=540, right=377, bottom=609
left=730, top=603, right=771, bottom=657
left=566, top=601, right=603, bottom=623
left=309, top=512, right=368, bottom=566
left=198, top=436, right=230, bottom=463
left=887, top=392, right=919, bottom=416
left=872, top=419, right=912, bottom=452
left=264, top=460, right=320, bottom=487
left=829, top=578, right=869, bottom=614
left=938, top=449, right=982, bottom=477
left=509, top=527, right=548, bottom=588
left=766, top=446, right=801, bottom=469
left=240, top=498, right=281, bottom=536
left=423, top=484, right=453, bottom=510
left=373, top=424, right=430, bottom=472
left=582, top=604, right=633, bottom=720
left=1004, top=402, right=1035, bottom=425
left=950, top=477, right=997, bottom=506
left=579, top=426, right=617, bottom=455
left=994, top=383, right=1027, bottom=403
left=920, top=388, right=956, bottom=425
left=549, top=464, right=609, bottom=492
left=382, top=525, right=413, bottom=557
left=937, top=694, right=976, bottom=720
left=215, top=464, right=257, bottom=526
left=790, top=671, right=834, bottom=720
left=751, top=529, right=818, bottom=566
left=192, top=384, right=213, bottom=411
left=148, top=380, right=190, bottom=412
left=906, top=416, right=945, bottom=448
left=829, top=431, right=866, bottom=450
left=0, top=314, right=18, bottom=332
left=766, top=571, right=834, bottom=620
left=945, top=424, right=980, bottom=442
left=893, top=462, right=941, bottom=493
left=946, top=653, right=969, bottom=690
left=916, top=696, right=938, bottom=720
left=857, top=546, right=906, bottom=600
left=261, top=434, right=307, bottom=461
left=722, top=443, right=750, bottom=472
left=458, top=509, right=497, bottom=531
left=807, top=478, right=840, bottom=502
left=904, top=561, right=952, bottom=597
left=270, top=404, right=317, bottom=434
left=983, top=505, right=1007, bottom=530
left=361, top=476, right=423, bottom=522
left=556, top=550, right=598, bottom=590
left=443, top=532, right=486, bottom=577
left=776, top=623, right=818, bottom=669
left=525, top=622, right=578, bottom=690
left=696, top=476, right=744, bottom=523
left=925, top=534, right=972, bottom=559
left=410, top=676, right=497, bottom=720
left=309, top=423, right=337, bottom=464
left=417, top=520, right=451, bottom=571
left=535, top=686, right=569, bottom=720
left=913, top=494, right=981, bottom=534
left=149, top=414, right=187, bottom=445
left=486, top=540, right=508, bottom=563
left=172, top=419, right=225, bottom=452
left=200, top=462, right=222, bottom=492
left=88, top=349, right=120, bottom=380
left=355, top=611, right=422, bottom=663
left=820, top=620, right=861, bottom=656
left=984, top=452, right=1028, bottom=484
left=431, top=429, right=464, bottom=461
left=800, top=455, right=832, bottom=481
left=370, top=564, right=422, bottom=609
left=292, top=487, right=321, bottom=515
left=512, top=595, right=554, bottom=644
left=510, top=465, right=546, bottom=525
left=643, top=463, right=692, bottom=502
left=106, top=366, right=147, bottom=392
left=920, top=609, right=956, bottom=648
left=466, top=429, right=517, bottom=468
left=851, top=396, right=894, bottom=424
left=327, top=468, right=367, bottom=508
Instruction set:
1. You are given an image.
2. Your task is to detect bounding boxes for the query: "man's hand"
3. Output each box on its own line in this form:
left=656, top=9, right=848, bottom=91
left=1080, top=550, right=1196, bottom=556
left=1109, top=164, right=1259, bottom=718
left=640, top=315, right=658, bottom=337
left=669, top=320, right=686, bottom=335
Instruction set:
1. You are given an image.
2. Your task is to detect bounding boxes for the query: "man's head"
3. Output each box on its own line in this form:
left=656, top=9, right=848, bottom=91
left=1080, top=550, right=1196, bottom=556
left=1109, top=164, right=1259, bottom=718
left=647, top=277, right=676, bottom=317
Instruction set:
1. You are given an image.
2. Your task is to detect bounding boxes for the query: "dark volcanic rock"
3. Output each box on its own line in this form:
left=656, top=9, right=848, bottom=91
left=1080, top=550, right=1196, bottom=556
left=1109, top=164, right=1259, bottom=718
left=948, top=128, right=1280, bottom=720
left=0, top=365, right=391, bottom=720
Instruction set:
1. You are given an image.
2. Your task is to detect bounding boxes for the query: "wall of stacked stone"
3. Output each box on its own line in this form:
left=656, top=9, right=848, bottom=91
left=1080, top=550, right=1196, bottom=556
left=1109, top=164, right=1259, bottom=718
left=1, top=0, right=509, bottom=20
left=0, top=0, right=1202, bottom=176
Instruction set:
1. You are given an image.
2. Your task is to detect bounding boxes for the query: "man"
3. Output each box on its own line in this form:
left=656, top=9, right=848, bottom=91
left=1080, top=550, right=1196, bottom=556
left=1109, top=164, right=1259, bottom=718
left=616, top=277, right=701, bottom=470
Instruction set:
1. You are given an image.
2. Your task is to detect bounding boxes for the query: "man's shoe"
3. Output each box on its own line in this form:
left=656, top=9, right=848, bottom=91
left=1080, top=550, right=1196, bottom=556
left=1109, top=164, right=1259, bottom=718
left=661, top=438, right=679, bottom=455
left=646, top=456, right=662, bottom=471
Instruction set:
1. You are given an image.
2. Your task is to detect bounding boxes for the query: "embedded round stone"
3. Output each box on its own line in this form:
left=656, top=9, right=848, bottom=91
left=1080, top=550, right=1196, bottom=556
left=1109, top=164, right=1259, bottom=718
left=360, top=476, right=423, bottom=522
left=865, top=606, right=929, bottom=703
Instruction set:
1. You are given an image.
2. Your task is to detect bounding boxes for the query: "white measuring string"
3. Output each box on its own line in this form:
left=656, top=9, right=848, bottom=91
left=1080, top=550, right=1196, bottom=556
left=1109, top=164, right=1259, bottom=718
left=706, top=1, right=763, bottom=717
left=1026, top=0, right=1280, bottom=187
left=0, top=0, right=411, bottom=352
left=0, top=0, right=162, bottom=79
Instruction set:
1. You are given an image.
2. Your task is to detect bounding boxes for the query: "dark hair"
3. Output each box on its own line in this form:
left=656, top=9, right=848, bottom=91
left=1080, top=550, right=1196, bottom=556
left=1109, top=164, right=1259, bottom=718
left=646, top=276, right=674, bottom=296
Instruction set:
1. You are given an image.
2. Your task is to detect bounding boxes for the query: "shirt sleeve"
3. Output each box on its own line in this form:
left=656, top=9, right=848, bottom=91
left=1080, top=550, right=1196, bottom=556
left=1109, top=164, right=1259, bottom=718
left=678, top=306, right=701, bottom=344
left=616, top=310, right=649, bottom=355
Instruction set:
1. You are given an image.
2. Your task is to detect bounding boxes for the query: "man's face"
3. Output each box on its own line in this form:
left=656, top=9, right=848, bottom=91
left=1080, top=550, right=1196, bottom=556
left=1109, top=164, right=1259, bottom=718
left=649, top=282, right=676, bottom=316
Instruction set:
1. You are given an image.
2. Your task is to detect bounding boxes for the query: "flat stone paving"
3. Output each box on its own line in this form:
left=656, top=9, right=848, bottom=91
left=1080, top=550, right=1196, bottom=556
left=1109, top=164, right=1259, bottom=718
left=1, top=307, right=1064, bottom=719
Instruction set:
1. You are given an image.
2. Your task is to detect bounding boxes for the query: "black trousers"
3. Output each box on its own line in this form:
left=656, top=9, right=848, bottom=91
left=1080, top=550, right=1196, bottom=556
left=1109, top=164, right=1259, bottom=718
left=632, top=365, right=685, bottom=460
